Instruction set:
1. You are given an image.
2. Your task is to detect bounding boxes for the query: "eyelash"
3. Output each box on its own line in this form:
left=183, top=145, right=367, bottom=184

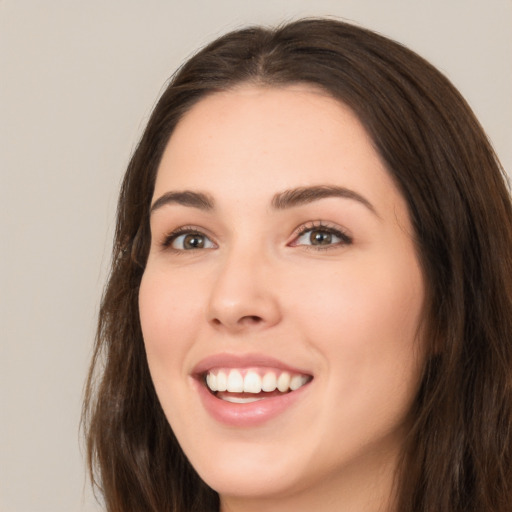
left=160, top=221, right=352, bottom=252
left=291, top=221, right=353, bottom=250
left=160, top=225, right=213, bottom=251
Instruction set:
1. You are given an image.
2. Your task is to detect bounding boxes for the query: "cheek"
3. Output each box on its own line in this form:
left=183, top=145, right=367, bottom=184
left=138, top=268, right=203, bottom=373
left=138, top=267, right=210, bottom=433
left=287, top=251, right=425, bottom=402
left=291, top=258, right=422, bottom=339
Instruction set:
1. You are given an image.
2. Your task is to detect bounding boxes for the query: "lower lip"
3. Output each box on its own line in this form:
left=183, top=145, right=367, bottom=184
left=194, top=379, right=311, bottom=427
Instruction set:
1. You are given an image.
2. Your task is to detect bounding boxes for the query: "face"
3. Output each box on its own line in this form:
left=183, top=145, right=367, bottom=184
left=139, top=86, right=425, bottom=510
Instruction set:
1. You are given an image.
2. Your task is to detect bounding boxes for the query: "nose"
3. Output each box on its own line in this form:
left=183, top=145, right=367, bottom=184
left=207, top=248, right=282, bottom=333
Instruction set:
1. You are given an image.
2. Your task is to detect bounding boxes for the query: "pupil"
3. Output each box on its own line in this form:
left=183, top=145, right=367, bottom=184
left=184, top=234, right=204, bottom=249
left=311, top=230, right=331, bottom=245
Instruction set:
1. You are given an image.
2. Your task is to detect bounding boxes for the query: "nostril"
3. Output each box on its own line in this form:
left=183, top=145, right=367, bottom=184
left=210, top=315, right=263, bottom=328
left=241, top=315, right=263, bottom=325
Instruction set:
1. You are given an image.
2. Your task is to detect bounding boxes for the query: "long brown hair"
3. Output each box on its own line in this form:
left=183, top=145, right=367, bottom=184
left=83, top=18, right=512, bottom=511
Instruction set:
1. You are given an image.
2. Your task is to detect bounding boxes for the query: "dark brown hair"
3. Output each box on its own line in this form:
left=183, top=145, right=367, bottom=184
left=83, top=18, right=512, bottom=511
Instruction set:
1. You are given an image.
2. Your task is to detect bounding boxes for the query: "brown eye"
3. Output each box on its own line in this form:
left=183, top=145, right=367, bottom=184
left=293, top=225, right=352, bottom=249
left=170, top=232, right=215, bottom=250
left=183, top=234, right=205, bottom=249
left=309, top=229, right=333, bottom=245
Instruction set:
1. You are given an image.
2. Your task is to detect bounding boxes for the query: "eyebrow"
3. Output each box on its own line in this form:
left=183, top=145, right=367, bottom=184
left=271, top=185, right=377, bottom=214
left=150, top=185, right=377, bottom=216
left=150, top=191, right=214, bottom=213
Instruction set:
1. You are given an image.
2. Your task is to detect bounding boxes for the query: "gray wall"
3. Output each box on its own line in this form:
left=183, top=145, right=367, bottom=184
left=1, top=1, right=510, bottom=511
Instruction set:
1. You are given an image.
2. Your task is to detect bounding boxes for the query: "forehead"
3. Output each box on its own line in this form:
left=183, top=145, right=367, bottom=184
left=153, top=85, right=404, bottom=219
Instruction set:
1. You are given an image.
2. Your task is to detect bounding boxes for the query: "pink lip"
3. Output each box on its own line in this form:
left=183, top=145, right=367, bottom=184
left=194, top=378, right=311, bottom=427
left=192, top=352, right=311, bottom=375
left=191, top=353, right=313, bottom=427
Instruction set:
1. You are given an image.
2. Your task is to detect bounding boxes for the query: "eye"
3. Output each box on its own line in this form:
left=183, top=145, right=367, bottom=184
left=291, top=223, right=352, bottom=249
left=164, top=229, right=216, bottom=251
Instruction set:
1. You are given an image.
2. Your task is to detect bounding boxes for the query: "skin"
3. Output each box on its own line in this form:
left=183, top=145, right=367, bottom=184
left=139, top=85, right=426, bottom=512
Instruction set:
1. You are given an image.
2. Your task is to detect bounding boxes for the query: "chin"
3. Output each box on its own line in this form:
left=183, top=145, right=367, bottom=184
left=198, top=459, right=306, bottom=500
left=183, top=436, right=310, bottom=498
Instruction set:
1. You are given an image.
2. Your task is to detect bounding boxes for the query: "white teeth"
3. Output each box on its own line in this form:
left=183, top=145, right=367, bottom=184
left=290, top=374, right=308, bottom=391
left=216, top=371, right=227, bottom=392
left=277, top=372, right=291, bottom=392
left=222, top=396, right=263, bottom=404
left=261, top=371, right=277, bottom=392
left=226, top=370, right=244, bottom=392
left=243, top=371, right=261, bottom=393
left=206, top=372, right=217, bottom=391
left=205, top=368, right=310, bottom=395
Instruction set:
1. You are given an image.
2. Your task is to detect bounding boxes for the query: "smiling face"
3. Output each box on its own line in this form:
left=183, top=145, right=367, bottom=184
left=139, top=85, right=426, bottom=511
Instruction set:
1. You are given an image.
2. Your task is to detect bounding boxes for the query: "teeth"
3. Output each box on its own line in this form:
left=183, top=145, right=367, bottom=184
left=206, top=372, right=217, bottom=391
left=277, top=372, right=291, bottom=392
left=243, top=371, right=261, bottom=393
left=205, top=368, right=310, bottom=394
left=222, top=396, right=264, bottom=404
left=290, top=374, right=309, bottom=390
left=216, top=371, right=227, bottom=392
left=226, top=370, right=244, bottom=392
left=261, top=371, right=277, bottom=392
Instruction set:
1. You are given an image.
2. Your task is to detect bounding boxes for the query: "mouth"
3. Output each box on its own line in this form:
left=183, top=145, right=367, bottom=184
left=192, top=354, right=314, bottom=426
left=203, top=368, right=313, bottom=403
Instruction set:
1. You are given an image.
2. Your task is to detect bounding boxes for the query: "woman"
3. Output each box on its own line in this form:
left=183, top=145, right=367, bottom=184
left=83, top=18, right=512, bottom=512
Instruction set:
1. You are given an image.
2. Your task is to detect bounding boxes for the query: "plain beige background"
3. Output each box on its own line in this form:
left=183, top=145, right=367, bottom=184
left=1, top=1, right=510, bottom=511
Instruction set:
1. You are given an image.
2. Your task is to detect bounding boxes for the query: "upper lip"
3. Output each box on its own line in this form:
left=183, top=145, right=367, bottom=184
left=192, top=352, right=313, bottom=377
